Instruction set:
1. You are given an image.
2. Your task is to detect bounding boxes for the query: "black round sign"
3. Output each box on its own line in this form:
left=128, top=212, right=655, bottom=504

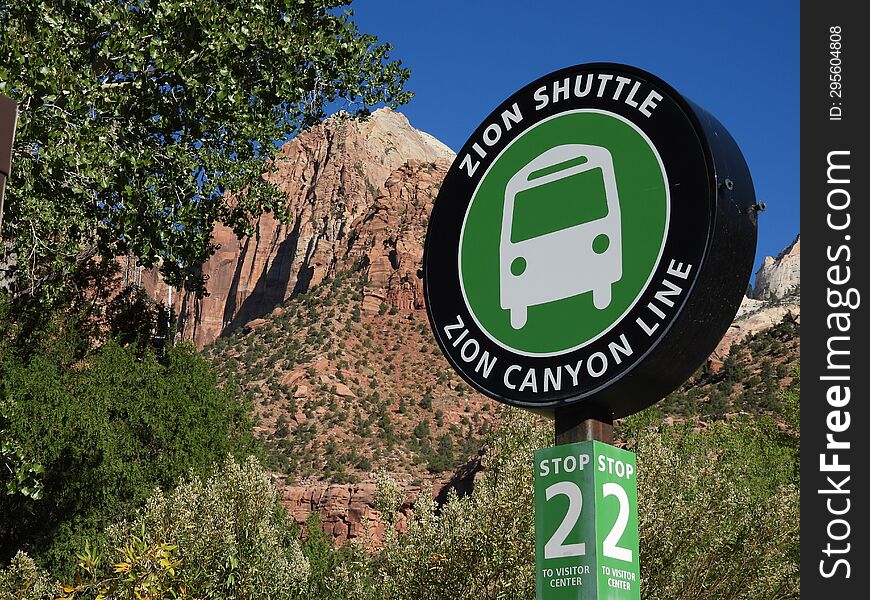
left=424, top=63, right=758, bottom=418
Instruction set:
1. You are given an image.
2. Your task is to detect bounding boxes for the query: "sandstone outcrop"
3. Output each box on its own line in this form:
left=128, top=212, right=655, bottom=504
left=280, top=480, right=410, bottom=546
left=278, top=465, right=484, bottom=546
left=752, top=235, right=800, bottom=300
left=347, top=159, right=450, bottom=314
left=709, top=237, right=800, bottom=369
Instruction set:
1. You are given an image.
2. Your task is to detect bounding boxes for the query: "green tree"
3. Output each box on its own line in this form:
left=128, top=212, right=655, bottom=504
left=630, top=417, right=799, bottom=600
left=0, top=338, right=260, bottom=577
left=706, top=388, right=730, bottom=418
left=722, top=346, right=748, bottom=383
left=300, top=512, right=369, bottom=600
left=757, top=357, right=780, bottom=410
left=0, top=0, right=411, bottom=297
left=426, top=432, right=454, bottom=473
left=412, top=418, right=430, bottom=440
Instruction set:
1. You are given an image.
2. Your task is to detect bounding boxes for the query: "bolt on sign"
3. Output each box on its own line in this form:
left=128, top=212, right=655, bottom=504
left=535, top=442, right=639, bottom=600
left=424, top=63, right=758, bottom=418
left=423, top=63, right=757, bottom=600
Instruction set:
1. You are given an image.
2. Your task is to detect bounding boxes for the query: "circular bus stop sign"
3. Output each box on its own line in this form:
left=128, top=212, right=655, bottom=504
left=424, top=63, right=758, bottom=417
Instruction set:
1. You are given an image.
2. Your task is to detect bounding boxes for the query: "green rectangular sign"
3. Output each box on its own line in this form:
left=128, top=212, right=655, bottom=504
left=535, top=440, right=640, bottom=600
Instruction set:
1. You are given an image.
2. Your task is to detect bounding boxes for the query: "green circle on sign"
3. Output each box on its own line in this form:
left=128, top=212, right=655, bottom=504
left=459, top=110, right=668, bottom=355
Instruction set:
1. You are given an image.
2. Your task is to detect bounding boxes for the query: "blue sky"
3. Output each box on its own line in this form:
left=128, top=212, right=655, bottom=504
left=350, top=0, right=799, bottom=279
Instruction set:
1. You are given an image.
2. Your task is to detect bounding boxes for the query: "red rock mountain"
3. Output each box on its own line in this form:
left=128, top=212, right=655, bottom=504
left=142, top=108, right=453, bottom=348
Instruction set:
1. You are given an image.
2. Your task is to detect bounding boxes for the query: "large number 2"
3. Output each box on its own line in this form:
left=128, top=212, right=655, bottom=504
left=543, top=481, right=586, bottom=558
left=543, top=481, right=633, bottom=562
left=602, top=482, right=633, bottom=562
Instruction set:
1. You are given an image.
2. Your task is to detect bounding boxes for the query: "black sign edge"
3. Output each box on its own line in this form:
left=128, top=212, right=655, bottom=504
left=422, top=63, right=757, bottom=417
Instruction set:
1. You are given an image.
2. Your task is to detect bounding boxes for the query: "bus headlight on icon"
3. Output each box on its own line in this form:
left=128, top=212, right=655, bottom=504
left=500, top=144, right=623, bottom=329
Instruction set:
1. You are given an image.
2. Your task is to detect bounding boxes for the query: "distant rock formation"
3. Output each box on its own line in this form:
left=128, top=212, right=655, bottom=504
left=709, top=236, right=800, bottom=369
left=278, top=450, right=484, bottom=547
left=752, top=235, right=800, bottom=300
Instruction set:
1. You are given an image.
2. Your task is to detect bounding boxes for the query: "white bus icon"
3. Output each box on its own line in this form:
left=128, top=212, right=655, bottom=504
left=500, top=144, right=623, bottom=329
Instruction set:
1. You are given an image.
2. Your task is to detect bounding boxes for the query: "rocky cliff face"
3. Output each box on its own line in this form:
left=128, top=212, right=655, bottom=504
left=347, top=159, right=449, bottom=314
left=279, top=453, right=483, bottom=547
left=142, top=108, right=453, bottom=347
left=280, top=480, right=407, bottom=545
left=710, top=236, right=800, bottom=368
left=752, top=235, right=800, bottom=300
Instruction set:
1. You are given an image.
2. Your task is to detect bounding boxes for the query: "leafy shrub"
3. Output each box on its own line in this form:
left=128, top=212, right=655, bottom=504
left=64, top=456, right=309, bottom=600
left=59, top=537, right=187, bottom=600
left=0, top=551, right=57, bottom=600
left=630, top=417, right=799, bottom=599
left=369, top=410, right=545, bottom=600
left=361, top=404, right=798, bottom=600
